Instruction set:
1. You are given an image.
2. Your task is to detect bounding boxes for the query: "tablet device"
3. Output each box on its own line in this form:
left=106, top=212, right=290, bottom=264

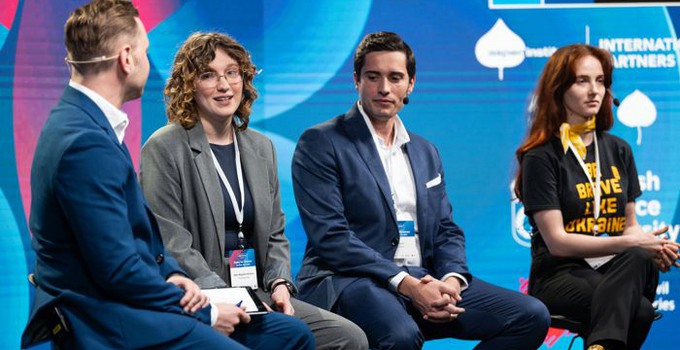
left=202, top=286, right=269, bottom=315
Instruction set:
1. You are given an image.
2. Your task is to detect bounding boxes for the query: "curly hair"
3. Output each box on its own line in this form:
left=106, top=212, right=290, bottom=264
left=165, top=32, right=258, bottom=130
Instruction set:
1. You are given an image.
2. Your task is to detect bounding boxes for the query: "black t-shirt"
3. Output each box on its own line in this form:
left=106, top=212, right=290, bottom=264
left=521, top=132, right=641, bottom=281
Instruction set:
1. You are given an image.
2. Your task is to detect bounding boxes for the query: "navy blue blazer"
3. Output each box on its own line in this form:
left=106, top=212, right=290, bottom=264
left=22, top=86, right=211, bottom=349
left=292, top=104, right=471, bottom=310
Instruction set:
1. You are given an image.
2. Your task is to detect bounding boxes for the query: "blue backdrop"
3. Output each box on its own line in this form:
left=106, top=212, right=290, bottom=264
left=1, top=1, right=679, bottom=349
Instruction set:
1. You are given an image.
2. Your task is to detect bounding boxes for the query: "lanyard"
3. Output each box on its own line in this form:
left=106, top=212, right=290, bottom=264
left=567, top=131, right=601, bottom=235
left=210, top=130, right=245, bottom=241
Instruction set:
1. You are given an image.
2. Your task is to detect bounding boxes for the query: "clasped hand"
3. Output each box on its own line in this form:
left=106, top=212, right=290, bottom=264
left=402, top=275, right=465, bottom=323
left=647, top=226, right=680, bottom=272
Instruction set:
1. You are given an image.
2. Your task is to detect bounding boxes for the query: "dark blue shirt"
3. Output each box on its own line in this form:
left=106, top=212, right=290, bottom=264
left=210, top=143, right=255, bottom=251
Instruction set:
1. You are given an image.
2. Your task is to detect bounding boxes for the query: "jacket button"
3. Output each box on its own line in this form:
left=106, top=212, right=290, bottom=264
left=156, top=254, right=164, bottom=264
left=391, top=238, right=399, bottom=246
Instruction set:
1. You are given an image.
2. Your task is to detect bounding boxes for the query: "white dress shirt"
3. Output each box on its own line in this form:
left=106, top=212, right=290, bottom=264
left=358, top=102, right=468, bottom=292
left=69, top=80, right=129, bottom=144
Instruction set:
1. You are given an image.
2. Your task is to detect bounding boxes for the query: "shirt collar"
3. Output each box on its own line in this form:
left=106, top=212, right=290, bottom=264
left=69, top=80, right=129, bottom=144
left=357, top=101, right=410, bottom=149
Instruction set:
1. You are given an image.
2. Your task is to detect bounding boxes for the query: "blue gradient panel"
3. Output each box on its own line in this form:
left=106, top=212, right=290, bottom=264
left=0, top=188, right=28, bottom=349
left=260, top=1, right=372, bottom=120
left=496, top=0, right=541, bottom=4
left=0, top=27, right=7, bottom=47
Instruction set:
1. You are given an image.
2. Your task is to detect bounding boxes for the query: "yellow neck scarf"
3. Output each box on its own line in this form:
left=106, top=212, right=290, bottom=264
left=559, top=116, right=596, bottom=160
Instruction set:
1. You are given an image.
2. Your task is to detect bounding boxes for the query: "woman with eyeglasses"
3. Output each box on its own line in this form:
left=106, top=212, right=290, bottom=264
left=140, top=32, right=367, bottom=350
left=515, top=44, right=679, bottom=350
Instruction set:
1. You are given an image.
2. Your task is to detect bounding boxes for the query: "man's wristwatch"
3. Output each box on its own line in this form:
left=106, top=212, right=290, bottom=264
left=271, top=280, right=296, bottom=296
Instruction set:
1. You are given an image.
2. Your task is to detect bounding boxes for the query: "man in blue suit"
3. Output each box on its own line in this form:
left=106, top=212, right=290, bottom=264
left=292, top=31, right=550, bottom=350
left=21, top=1, right=313, bottom=349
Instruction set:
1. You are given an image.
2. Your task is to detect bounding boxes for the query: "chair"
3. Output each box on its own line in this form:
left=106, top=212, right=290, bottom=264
left=550, top=315, right=585, bottom=350
left=28, top=273, right=37, bottom=287
left=551, top=312, right=663, bottom=350
left=25, top=273, right=70, bottom=350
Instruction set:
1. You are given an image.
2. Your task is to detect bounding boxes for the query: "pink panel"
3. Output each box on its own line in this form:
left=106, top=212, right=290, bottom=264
left=0, top=0, right=19, bottom=28
left=133, top=0, right=182, bottom=32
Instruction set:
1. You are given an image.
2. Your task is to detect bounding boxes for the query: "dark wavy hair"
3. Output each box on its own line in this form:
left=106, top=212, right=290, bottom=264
left=354, top=31, right=416, bottom=81
left=514, top=44, right=615, bottom=200
left=164, top=32, right=258, bottom=130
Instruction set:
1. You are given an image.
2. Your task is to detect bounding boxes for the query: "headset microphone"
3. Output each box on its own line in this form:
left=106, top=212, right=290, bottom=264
left=608, top=89, right=620, bottom=107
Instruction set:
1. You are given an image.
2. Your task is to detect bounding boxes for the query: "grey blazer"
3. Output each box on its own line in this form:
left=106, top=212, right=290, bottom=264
left=140, top=122, right=293, bottom=290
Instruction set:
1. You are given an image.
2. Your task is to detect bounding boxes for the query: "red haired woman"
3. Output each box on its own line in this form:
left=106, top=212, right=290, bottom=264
left=515, top=44, right=678, bottom=350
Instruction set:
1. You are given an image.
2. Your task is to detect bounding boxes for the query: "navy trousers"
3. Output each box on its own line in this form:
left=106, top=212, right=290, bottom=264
left=60, top=311, right=315, bottom=350
left=333, top=277, right=549, bottom=350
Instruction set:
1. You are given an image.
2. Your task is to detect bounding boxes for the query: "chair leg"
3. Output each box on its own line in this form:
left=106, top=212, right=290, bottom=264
left=566, top=333, right=578, bottom=350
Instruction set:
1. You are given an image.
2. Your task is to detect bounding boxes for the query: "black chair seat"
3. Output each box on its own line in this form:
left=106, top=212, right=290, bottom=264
left=550, top=314, right=586, bottom=335
left=550, top=315, right=585, bottom=350
left=550, top=312, right=662, bottom=350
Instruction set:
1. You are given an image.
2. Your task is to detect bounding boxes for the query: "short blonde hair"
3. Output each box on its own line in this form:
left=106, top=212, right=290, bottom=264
left=64, top=0, right=139, bottom=75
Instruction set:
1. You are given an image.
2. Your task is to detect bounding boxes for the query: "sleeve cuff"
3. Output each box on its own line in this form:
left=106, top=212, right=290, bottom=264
left=442, top=272, right=469, bottom=291
left=209, top=301, right=218, bottom=326
left=388, top=271, right=409, bottom=292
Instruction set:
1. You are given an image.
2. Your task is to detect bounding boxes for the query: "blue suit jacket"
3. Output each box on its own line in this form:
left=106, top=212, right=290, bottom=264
left=22, top=86, right=210, bottom=349
left=292, top=104, right=471, bottom=310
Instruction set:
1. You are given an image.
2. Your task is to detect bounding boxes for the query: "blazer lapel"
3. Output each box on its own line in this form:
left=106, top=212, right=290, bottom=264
left=235, top=130, right=269, bottom=268
left=343, top=105, right=397, bottom=225
left=187, top=123, right=226, bottom=256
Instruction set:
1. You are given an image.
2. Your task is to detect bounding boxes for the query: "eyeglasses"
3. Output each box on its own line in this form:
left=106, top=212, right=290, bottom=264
left=196, top=70, right=243, bottom=88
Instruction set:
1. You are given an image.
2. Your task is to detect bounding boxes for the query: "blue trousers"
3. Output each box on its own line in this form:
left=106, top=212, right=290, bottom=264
left=333, top=277, right=549, bottom=350
left=148, top=311, right=314, bottom=350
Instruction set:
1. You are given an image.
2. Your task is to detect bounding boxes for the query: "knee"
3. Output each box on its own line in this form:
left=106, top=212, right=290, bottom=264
left=287, top=317, right=315, bottom=346
left=519, top=296, right=551, bottom=332
left=634, top=299, right=655, bottom=326
left=331, top=318, right=369, bottom=350
left=621, top=247, right=655, bottom=265
left=375, top=324, right=423, bottom=350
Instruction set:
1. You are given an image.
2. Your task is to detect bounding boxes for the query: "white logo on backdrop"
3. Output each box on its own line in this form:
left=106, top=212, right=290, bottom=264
left=475, top=19, right=556, bottom=81
left=616, top=89, right=657, bottom=145
left=475, top=19, right=526, bottom=81
left=510, top=180, right=531, bottom=248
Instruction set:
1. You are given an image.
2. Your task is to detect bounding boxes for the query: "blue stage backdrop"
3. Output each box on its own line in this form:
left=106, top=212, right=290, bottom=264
left=1, top=1, right=678, bottom=349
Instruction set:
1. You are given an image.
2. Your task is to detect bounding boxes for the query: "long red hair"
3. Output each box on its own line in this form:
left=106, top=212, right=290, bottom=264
left=514, top=44, right=615, bottom=201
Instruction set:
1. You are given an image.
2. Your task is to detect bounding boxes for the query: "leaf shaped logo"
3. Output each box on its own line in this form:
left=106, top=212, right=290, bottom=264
left=475, top=18, right=526, bottom=81
left=616, top=89, right=657, bottom=145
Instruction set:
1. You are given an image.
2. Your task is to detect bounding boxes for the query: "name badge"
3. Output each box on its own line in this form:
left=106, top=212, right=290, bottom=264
left=228, top=249, right=258, bottom=289
left=584, top=233, right=615, bottom=269
left=394, top=220, right=418, bottom=261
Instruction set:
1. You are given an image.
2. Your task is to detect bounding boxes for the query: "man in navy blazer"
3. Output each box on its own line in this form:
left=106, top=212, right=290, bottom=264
left=22, top=1, right=313, bottom=349
left=292, top=31, right=550, bottom=350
